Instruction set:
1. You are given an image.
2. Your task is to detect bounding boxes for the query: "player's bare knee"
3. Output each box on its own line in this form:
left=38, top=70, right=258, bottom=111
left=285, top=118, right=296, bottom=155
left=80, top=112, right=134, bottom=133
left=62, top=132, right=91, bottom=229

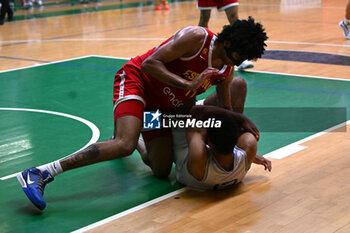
left=149, top=155, right=172, bottom=179
left=152, top=165, right=172, bottom=179
left=231, top=76, right=247, bottom=91
left=113, top=138, right=138, bottom=157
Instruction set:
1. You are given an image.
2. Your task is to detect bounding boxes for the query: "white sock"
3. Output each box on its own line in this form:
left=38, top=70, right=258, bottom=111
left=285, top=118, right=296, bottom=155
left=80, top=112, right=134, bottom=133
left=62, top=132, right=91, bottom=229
left=37, top=160, right=63, bottom=177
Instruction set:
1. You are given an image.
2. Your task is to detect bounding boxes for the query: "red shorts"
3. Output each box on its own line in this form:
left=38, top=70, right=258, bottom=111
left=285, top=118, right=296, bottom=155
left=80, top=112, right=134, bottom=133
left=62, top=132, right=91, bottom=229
left=197, top=0, right=239, bottom=11
left=113, top=66, right=146, bottom=113
left=113, top=67, right=171, bottom=142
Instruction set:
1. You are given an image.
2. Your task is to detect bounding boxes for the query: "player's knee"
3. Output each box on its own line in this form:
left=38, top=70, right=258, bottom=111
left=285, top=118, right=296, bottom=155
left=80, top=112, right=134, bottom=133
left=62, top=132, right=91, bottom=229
left=152, top=165, right=172, bottom=179
left=231, top=76, right=247, bottom=91
left=114, top=139, right=138, bottom=157
left=150, top=158, right=172, bottom=179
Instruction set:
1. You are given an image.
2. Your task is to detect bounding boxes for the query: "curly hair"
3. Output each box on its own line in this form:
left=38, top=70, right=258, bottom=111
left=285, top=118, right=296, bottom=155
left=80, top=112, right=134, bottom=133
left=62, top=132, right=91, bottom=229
left=217, top=16, right=268, bottom=60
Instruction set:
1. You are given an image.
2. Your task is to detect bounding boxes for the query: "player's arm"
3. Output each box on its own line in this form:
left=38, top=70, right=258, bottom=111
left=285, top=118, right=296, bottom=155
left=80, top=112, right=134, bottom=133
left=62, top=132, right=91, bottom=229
left=141, top=26, right=219, bottom=90
left=215, top=68, right=234, bottom=110
left=190, top=105, right=260, bottom=141
left=186, top=127, right=209, bottom=181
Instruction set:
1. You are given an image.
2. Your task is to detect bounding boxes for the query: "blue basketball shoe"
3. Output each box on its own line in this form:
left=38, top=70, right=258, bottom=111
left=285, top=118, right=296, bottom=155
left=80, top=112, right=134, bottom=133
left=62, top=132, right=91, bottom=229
left=17, top=167, right=54, bottom=210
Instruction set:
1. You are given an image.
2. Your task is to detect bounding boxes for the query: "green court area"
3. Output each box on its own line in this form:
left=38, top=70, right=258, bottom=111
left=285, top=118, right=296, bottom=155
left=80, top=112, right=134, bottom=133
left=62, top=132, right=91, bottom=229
left=0, top=56, right=349, bottom=232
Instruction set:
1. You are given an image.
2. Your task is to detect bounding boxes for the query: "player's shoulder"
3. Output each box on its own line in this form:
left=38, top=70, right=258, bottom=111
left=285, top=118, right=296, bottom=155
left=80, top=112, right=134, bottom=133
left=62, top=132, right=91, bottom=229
left=175, top=26, right=207, bottom=41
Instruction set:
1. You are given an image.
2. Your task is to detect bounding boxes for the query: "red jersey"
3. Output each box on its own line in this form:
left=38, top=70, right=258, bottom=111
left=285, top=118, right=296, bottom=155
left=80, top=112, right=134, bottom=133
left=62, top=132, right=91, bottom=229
left=113, top=27, right=232, bottom=112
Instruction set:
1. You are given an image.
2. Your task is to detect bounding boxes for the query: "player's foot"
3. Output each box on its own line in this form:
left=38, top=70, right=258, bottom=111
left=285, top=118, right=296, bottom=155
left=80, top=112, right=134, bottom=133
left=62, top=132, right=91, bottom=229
left=8, top=9, right=14, bottom=21
left=236, top=60, right=254, bottom=71
left=17, top=167, right=54, bottom=210
left=162, top=0, right=169, bottom=10
left=339, top=20, right=350, bottom=39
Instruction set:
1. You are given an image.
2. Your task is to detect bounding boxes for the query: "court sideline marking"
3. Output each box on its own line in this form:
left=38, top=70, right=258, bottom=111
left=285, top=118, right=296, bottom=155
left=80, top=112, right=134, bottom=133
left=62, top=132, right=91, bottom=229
left=264, top=120, right=350, bottom=159
left=71, top=188, right=186, bottom=233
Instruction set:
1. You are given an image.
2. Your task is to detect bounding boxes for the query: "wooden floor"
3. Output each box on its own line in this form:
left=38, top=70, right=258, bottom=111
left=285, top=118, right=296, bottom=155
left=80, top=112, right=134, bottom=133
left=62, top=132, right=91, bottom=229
left=90, top=125, right=350, bottom=233
left=1, top=0, right=350, bottom=232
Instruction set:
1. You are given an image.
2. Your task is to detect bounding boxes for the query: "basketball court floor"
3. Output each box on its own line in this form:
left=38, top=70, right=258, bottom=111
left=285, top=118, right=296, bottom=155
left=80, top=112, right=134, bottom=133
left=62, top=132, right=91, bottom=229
left=1, top=0, right=350, bottom=232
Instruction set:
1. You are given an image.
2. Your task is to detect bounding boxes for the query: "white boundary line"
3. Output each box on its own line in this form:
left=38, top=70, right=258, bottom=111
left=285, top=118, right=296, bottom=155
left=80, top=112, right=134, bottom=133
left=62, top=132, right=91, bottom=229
left=241, top=69, right=350, bottom=82
left=0, top=55, right=95, bottom=74
left=0, top=108, right=100, bottom=180
left=91, top=55, right=130, bottom=60
left=0, top=55, right=129, bottom=75
left=265, top=120, right=350, bottom=159
left=71, top=188, right=186, bottom=233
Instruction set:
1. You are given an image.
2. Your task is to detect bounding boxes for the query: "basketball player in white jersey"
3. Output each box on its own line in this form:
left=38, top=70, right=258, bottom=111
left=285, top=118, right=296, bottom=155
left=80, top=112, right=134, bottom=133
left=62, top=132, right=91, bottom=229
left=172, top=105, right=271, bottom=190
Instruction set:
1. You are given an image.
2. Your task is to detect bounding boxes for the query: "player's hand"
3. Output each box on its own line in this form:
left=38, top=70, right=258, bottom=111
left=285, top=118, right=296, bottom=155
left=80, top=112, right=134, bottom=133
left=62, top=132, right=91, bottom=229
left=254, top=155, right=272, bottom=172
left=240, top=116, right=260, bottom=141
left=187, top=67, right=219, bottom=90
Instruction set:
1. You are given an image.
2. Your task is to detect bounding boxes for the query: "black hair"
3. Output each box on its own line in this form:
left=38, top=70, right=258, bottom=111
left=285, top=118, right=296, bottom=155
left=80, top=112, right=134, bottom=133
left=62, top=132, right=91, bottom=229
left=207, top=114, right=240, bottom=155
left=217, top=16, right=268, bottom=60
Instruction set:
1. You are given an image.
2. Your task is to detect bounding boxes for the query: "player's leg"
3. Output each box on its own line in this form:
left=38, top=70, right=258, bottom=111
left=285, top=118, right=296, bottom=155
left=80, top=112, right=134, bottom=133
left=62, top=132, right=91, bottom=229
left=198, top=9, right=211, bottom=28
left=203, top=76, right=247, bottom=113
left=0, top=0, right=9, bottom=25
left=197, top=0, right=215, bottom=27
left=138, top=129, right=173, bottom=179
left=16, top=113, right=142, bottom=210
left=339, top=0, right=350, bottom=39
left=60, top=115, right=142, bottom=171
left=16, top=67, right=145, bottom=210
left=145, top=136, right=173, bottom=179
left=224, top=5, right=239, bottom=24
left=58, top=97, right=144, bottom=171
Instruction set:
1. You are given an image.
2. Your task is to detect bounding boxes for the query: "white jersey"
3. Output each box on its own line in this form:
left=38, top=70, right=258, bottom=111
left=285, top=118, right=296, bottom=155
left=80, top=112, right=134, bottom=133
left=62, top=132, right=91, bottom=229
left=173, top=128, right=248, bottom=191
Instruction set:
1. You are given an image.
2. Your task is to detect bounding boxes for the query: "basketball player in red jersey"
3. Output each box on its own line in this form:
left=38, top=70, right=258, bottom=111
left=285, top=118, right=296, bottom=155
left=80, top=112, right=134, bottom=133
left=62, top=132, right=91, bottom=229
left=17, top=17, right=267, bottom=210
